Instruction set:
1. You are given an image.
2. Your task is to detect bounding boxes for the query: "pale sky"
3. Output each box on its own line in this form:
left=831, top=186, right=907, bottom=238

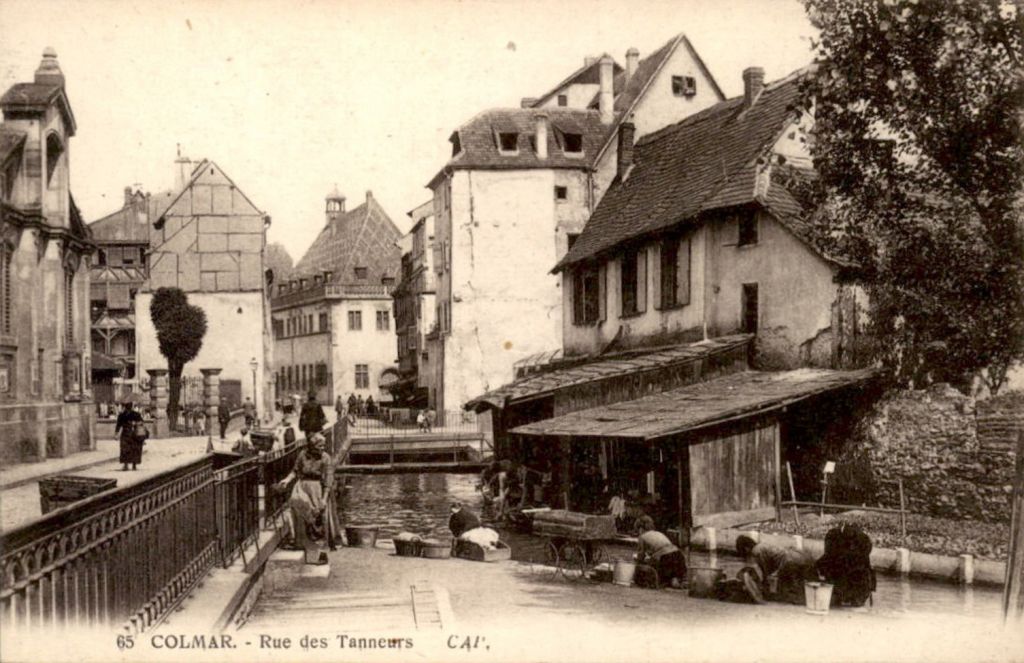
left=0, top=0, right=816, bottom=261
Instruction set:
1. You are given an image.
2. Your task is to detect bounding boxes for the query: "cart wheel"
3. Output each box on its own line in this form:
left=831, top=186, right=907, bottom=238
left=562, top=542, right=591, bottom=582
left=587, top=542, right=605, bottom=567
left=537, top=540, right=560, bottom=580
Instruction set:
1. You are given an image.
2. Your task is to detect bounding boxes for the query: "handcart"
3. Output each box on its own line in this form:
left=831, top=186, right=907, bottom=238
left=532, top=510, right=616, bottom=582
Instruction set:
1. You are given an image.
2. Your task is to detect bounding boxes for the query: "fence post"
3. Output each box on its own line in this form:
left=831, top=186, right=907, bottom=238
left=1004, top=430, right=1024, bottom=622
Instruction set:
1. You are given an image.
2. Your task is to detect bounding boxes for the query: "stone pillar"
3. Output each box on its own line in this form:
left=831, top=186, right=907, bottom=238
left=200, top=368, right=222, bottom=449
left=147, top=369, right=169, bottom=439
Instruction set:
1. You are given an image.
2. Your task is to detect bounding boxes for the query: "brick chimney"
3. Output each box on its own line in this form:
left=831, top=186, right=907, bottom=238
left=124, top=186, right=133, bottom=207
left=34, top=47, right=64, bottom=87
left=366, top=190, right=373, bottom=205
left=174, top=145, right=191, bottom=190
left=743, top=67, right=765, bottom=109
left=535, top=113, right=548, bottom=159
left=599, top=54, right=615, bottom=125
left=617, top=121, right=635, bottom=180
left=625, top=48, right=639, bottom=80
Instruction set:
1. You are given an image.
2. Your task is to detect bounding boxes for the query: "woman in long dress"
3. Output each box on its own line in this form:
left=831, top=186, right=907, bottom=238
left=277, top=434, right=331, bottom=558
left=115, top=401, right=144, bottom=471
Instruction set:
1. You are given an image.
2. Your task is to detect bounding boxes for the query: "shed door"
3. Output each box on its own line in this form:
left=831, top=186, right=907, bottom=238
left=689, top=418, right=779, bottom=529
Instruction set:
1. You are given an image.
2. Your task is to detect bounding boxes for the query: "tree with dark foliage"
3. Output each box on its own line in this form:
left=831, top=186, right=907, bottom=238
left=801, top=0, right=1023, bottom=393
left=151, top=287, right=208, bottom=430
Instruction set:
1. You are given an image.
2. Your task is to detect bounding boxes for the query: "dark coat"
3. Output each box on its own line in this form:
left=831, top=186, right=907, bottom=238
left=299, top=401, right=326, bottom=434
left=448, top=508, right=481, bottom=538
left=116, top=409, right=144, bottom=465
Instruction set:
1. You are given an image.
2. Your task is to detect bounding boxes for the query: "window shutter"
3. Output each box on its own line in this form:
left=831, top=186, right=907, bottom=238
left=636, top=249, right=647, bottom=313
left=678, top=236, right=691, bottom=306
left=598, top=263, right=607, bottom=322
left=572, top=271, right=583, bottom=325
left=651, top=244, right=663, bottom=311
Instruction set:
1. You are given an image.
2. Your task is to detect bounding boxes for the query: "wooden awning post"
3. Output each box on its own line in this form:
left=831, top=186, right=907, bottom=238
left=1004, top=431, right=1024, bottom=623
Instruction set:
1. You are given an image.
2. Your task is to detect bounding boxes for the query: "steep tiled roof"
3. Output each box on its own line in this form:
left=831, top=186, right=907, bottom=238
left=294, top=195, right=403, bottom=286
left=556, top=69, right=809, bottom=272
left=529, top=59, right=623, bottom=108
left=0, top=128, right=26, bottom=164
left=430, top=108, right=617, bottom=184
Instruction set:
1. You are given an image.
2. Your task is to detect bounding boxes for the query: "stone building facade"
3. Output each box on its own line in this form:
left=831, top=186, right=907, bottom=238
left=427, top=33, right=726, bottom=413
left=271, top=189, right=401, bottom=406
left=0, top=49, right=95, bottom=463
left=134, top=159, right=273, bottom=417
left=392, top=200, right=436, bottom=406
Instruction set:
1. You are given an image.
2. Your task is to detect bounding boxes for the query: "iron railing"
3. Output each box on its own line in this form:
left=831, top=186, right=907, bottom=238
left=351, top=409, right=482, bottom=438
left=260, top=441, right=305, bottom=528
left=0, top=457, right=218, bottom=634
left=213, top=457, right=261, bottom=568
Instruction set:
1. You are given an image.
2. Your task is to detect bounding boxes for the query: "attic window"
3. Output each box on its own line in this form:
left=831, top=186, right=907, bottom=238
left=554, top=186, right=568, bottom=201
left=671, top=75, right=697, bottom=97
left=563, top=133, right=583, bottom=154
left=354, top=267, right=368, bottom=280
left=498, top=132, right=519, bottom=153
left=737, top=211, right=758, bottom=247
left=557, top=94, right=568, bottom=107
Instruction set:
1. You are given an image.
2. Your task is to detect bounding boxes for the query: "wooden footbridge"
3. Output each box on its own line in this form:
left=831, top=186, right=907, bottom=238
left=335, top=417, right=493, bottom=474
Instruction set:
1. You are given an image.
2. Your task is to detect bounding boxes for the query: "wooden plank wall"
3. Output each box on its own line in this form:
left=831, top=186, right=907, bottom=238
left=690, top=417, right=779, bottom=528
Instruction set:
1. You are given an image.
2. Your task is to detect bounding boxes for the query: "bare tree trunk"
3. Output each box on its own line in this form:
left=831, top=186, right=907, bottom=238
left=168, top=361, right=183, bottom=432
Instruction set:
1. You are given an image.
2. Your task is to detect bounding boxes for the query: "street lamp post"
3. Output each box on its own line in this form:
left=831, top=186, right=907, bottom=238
left=249, top=357, right=258, bottom=424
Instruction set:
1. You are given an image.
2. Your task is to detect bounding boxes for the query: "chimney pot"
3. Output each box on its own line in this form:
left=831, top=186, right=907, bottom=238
left=124, top=186, right=133, bottom=207
left=366, top=190, right=373, bottom=203
left=535, top=113, right=549, bottom=159
left=174, top=153, right=191, bottom=190
left=625, top=48, right=640, bottom=80
left=742, top=67, right=765, bottom=109
left=617, top=122, right=636, bottom=180
left=598, top=54, right=615, bottom=125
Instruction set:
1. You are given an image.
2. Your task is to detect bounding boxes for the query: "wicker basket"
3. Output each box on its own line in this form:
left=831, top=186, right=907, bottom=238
left=394, top=539, right=422, bottom=557
left=419, top=539, right=452, bottom=559
left=345, top=525, right=380, bottom=548
left=455, top=539, right=512, bottom=562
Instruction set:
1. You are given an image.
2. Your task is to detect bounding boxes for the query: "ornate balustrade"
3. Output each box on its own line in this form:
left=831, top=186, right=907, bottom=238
left=0, top=458, right=217, bottom=634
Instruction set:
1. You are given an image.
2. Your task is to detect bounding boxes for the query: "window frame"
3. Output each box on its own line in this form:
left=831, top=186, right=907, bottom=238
left=376, top=310, right=390, bottom=331
left=497, top=132, right=519, bottom=154
left=737, top=211, right=759, bottom=247
left=554, top=185, right=568, bottom=201
left=562, top=133, right=584, bottom=155
left=620, top=249, right=639, bottom=317
left=572, top=265, right=601, bottom=326
left=741, top=282, right=759, bottom=333
left=671, top=75, right=697, bottom=97
left=347, top=309, right=363, bottom=331
left=557, top=94, right=568, bottom=107
left=354, top=363, right=370, bottom=390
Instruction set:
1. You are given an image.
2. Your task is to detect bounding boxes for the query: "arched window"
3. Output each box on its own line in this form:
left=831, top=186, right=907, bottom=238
left=46, top=133, right=64, bottom=185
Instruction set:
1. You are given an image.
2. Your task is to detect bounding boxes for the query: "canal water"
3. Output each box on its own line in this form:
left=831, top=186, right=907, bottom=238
left=335, top=472, right=1005, bottom=621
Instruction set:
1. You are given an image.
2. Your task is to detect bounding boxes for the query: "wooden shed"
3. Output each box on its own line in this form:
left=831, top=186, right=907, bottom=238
left=511, top=368, right=877, bottom=531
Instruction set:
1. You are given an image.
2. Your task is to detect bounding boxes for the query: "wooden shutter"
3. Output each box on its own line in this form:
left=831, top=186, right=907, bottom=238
left=598, top=263, right=607, bottom=322
left=651, top=244, right=663, bottom=311
left=678, top=236, right=691, bottom=306
left=636, top=248, right=647, bottom=313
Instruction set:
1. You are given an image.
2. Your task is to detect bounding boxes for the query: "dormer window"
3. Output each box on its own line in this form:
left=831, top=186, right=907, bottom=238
left=354, top=266, right=368, bottom=280
left=498, top=132, right=519, bottom=153
left=563, top=133, right=583, bottom=154
left=672, top=76, right=697, bottom=97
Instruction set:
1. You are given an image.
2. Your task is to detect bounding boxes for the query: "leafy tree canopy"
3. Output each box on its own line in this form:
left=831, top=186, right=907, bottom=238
left=802, top=0, right=1024, bottom=392
left=151, top=287, right=208, bottom=425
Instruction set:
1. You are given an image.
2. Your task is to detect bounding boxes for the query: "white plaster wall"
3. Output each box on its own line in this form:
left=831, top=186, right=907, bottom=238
left=563, top=225, right=707, bottom=355
left=136, top=291, right=268, bottom=405
left=537, top=82, right=601, bottom=109
left=441, top=169, right=564, bottom=410
left=629, top=45, right=725, bottom=139
left=330, top=298, right=397, bottom=403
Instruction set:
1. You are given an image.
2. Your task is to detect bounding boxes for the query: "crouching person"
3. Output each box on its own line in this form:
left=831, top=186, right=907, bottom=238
left=448, top=502, right=500, bottom=553
left=635, top=515, right=687, bottom=589
left=276, top=434, right=331, bottom=563
left=816, top=523, right=876, bottom=607
left=735, top=534, right=816, bottom=604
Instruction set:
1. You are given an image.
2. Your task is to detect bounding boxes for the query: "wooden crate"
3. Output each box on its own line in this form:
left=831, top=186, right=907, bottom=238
left=532, top=510, right=615, bottom=540
left=455, top=539, right=512, bottom=562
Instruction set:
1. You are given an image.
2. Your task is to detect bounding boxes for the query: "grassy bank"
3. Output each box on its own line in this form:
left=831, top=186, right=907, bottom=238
left=757, top=510, right=1010, bottom=562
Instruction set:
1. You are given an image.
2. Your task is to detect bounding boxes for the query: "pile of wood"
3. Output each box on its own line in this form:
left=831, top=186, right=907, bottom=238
left=533, top=510, right=615, bottom=540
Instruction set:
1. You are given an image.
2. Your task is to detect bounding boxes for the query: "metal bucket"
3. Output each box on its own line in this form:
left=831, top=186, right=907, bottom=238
left=688, top=567, right=725, bottom=598
left=613, top=560, right=636, bottom=586
left=345, top=525, right=379, bottom=548
left=804, top=581, right=834, bottom=615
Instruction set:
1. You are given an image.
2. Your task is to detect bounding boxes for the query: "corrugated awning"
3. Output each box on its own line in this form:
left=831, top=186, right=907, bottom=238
left=464, top=334, right=752, bottom=412
left=509, top=367, right=879, bottom=441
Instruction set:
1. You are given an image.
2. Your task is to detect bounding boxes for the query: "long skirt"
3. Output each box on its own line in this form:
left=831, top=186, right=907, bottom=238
left=289, top=479, right=325, bottom=547
left=119, top=436, right=143, bottom=464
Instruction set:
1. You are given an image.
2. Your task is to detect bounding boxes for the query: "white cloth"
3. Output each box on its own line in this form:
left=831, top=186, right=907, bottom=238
left=609, top=495, right=626, bottom=519
left=459, top=526, right=500, bottom=550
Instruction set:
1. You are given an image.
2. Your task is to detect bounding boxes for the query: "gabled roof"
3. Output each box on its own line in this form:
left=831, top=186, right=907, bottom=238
left=555, top=67, right=811, bottom=272
left=0, top=128, right=26, bottom=164
left=89, top=192, right=152, bottom=243
left=0, top=83, right=76, bottom=136
left=511, top=367, right=879, bottom=440
left=587, top=34, right=725, bottom=117
left=293, top=195, right=403, bottom=286
left=465, top=334, right=751, bottom=412
left=529, top=59, right=624, bottom=108
left=429, top=108, right=617, bottom=185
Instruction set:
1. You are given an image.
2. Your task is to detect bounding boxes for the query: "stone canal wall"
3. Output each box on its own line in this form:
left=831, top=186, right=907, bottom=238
left=836, top=385, right=1022, bottom=525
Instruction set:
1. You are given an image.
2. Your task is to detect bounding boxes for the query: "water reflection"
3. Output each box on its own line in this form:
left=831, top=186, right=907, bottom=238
left=336, top=473, right=1004, bottom=619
